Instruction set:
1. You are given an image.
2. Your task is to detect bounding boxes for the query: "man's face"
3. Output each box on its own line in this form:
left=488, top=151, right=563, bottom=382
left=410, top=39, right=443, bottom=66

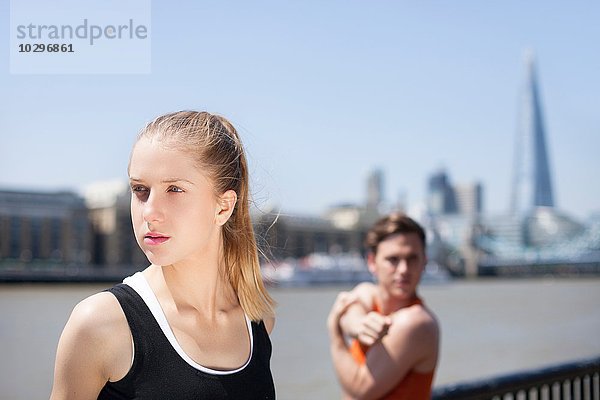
left=368, top=232, right=427, bottom=300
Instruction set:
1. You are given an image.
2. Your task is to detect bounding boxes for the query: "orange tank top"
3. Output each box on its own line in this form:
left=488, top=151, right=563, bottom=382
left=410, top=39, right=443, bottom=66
left=349, top=298, right=434, bottom=400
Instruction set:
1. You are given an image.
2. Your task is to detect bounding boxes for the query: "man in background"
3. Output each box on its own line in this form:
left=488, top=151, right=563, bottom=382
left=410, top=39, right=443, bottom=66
left=327, top=213, right=439, bottom=400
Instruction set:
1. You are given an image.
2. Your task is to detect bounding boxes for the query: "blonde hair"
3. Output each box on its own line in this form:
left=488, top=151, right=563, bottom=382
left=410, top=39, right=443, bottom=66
left=136, top=111, right=274, bottom=321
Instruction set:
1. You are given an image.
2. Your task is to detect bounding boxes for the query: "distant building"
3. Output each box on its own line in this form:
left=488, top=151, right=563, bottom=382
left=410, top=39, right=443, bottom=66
left=510, top=52, right=555, bottom=215
left=454, top=183, right=483, bottom=216
left=466, top=55, right=593, bottom=261
left=0, top=189, right=91, bottom=266
left=482, top=214, right=525, bottom=251
left=366, top=169, right=384, bottom=211
left=254, top=171, right=385, bottom=261
left=423, top=170, right=485, bottom=275
left=488, top=52, right=582, bottom=250
left=254, top=208, right=373, bottom=260
left=524, top=207, right=584, bottom=248
left=427, top=170, right=457, bottom=215
left=427, top=170, right=483, bottom=217
left=83, top=181, right=146, bottom=267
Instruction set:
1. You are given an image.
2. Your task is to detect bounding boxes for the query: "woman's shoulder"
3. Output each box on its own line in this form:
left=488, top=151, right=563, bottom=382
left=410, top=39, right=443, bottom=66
left=51, top=290, right=132, bottom=395
left=71, top=291, right=126, bottom=329
left=65, top=291, right=131, bottom=356
left=262, top=315, right=275, bottom=334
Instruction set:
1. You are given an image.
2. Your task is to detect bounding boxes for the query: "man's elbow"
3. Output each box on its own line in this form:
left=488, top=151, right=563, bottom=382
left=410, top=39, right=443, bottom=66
left=345, top=389, right=380, bottom=400
left=344, top=374, right=381, bottom=400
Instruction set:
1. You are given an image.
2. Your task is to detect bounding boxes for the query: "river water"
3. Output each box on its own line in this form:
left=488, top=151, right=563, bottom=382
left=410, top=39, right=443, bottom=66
left=1, top=278, right=599, bottom=399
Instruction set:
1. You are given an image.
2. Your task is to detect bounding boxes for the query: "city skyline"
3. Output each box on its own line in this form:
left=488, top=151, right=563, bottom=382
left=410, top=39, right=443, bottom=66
left=1, top=1, right=598, bottom=221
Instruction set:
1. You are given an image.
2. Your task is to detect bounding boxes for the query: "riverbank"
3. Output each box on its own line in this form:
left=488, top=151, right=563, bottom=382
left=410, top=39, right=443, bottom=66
left=1, top=277, right=599, bottom=399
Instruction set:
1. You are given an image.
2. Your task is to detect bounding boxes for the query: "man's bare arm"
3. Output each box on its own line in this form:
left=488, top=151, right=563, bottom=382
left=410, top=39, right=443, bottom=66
left=338, top=283, right=391, bottom=346
left=329, top=293, right=439, bottom=400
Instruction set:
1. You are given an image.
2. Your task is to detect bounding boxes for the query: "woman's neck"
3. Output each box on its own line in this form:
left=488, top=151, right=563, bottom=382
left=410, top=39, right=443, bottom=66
left=146, top=257, right=239, bottom=320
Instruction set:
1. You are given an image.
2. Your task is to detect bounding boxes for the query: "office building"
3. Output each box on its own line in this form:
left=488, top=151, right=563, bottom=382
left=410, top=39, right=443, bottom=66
left=0, top=189, right=91, bottom=266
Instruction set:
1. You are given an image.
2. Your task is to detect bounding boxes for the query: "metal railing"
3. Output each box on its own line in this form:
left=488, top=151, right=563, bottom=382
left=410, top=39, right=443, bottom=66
left=433, top=356, right=600, bottom=400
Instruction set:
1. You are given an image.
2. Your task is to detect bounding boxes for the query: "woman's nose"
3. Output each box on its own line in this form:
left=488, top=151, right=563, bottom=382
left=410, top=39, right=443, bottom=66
left=142, top=191, right=164, bottom=223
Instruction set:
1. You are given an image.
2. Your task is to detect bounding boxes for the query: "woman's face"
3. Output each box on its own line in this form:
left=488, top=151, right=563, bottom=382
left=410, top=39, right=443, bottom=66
left=128, top=136, right=221, bottom=267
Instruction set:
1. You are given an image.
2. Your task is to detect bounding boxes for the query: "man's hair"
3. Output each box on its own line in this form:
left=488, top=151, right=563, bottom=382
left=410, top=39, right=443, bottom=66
left=365, top=213, right=426, bottom=254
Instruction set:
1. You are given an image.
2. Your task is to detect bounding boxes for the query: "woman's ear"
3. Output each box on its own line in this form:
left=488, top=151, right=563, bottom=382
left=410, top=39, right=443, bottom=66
left=215, top=190, right=237, bottom=226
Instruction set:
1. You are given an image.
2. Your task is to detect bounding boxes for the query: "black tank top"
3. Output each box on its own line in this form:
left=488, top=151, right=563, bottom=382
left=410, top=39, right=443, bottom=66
left=98, top=283, right=276, bottom=400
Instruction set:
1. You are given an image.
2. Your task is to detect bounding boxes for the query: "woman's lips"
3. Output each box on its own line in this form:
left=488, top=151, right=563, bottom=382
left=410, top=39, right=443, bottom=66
left=143, top=233, right=170, bottom=245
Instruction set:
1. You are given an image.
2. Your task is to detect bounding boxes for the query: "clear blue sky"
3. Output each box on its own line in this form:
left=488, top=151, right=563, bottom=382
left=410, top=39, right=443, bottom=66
left=1, top=1, right=599, bottom=220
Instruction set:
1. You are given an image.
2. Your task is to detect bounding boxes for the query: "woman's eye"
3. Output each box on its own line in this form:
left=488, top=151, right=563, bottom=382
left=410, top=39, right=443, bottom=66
left=131, top=185, right=149, bottom=201
left=168, top=186, right=184, bottom=193
left=131, top=185, right=148, bottom=193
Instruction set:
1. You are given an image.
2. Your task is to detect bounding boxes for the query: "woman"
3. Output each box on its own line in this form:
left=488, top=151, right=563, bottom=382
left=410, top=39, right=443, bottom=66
left=50, top=111, right=276, bottom=399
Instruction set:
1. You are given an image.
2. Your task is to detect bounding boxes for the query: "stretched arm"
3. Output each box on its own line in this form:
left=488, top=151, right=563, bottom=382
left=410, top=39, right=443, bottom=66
left=50, top=293, right=130, bottom=400
left=338, top=283, right=391, bottom=347
left=328, top=293, right=437, bottom=400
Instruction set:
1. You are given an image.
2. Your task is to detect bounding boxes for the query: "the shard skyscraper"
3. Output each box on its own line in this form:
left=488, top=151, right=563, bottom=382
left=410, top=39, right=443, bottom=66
left=510, top=52, right=555, bottom=215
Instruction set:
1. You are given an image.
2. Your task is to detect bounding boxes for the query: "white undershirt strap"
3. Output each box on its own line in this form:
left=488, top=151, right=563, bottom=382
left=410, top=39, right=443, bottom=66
left=123, top=271, right=253, bottom=375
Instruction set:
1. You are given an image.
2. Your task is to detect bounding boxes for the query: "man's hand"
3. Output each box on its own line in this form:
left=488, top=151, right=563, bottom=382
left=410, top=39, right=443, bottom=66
left=355, top=311, right=392, bottom=346
left=337, top=283, right=392, bottom=346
